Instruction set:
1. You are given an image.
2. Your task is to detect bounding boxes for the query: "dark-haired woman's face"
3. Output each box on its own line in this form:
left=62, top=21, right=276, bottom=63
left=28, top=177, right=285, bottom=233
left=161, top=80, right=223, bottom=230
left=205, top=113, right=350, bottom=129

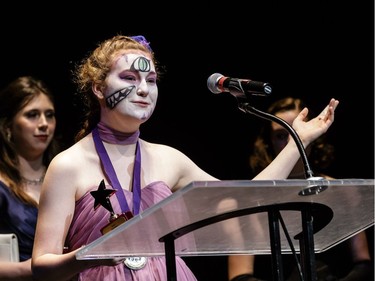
left=270, top=109, right=299, bottom=155
left=10, top=93, right=56, bottom=159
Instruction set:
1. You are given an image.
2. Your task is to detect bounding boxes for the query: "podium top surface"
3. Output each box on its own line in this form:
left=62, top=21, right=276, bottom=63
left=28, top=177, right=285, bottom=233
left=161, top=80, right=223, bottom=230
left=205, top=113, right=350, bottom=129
left=76, top=178, right=374, bottom=259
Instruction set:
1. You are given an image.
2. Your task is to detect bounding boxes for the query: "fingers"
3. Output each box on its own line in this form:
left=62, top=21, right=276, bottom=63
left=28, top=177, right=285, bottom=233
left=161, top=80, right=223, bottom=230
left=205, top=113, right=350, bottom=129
left=318, top=98, right=339, bottom=121
left=327, top=98, right=339, bottom=114
left=296, top=107, right=309, bottom=121
left=330, top=98, right=340, bottom=110
left=327, top=98, right=339, bottom=120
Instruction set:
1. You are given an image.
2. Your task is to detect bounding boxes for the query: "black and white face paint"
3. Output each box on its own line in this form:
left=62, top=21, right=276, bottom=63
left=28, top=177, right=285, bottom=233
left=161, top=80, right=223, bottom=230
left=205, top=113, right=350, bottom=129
left=103, top=53, right=158, bottom=122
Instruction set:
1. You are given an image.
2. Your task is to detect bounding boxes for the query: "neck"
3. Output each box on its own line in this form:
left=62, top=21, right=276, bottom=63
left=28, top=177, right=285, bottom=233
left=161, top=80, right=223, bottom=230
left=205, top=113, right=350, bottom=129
left=21, top=173, right=45, bottom=185
left=18, top=155, right=45, bottom=180
left=96, top=122, right=140, bottom=145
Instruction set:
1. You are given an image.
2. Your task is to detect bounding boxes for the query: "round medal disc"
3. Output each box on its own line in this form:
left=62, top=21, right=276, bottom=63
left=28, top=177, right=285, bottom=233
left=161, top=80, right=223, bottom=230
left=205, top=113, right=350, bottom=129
left=124, top=257, right=147, bottom=270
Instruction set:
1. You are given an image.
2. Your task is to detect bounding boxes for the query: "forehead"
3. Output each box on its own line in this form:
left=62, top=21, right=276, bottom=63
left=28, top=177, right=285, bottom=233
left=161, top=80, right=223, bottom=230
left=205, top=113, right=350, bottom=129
left=271, top=109, right=299, bottom=131
left=15, top=94, right=53, bottom=117
left=113, top=51, right=155, bottom=72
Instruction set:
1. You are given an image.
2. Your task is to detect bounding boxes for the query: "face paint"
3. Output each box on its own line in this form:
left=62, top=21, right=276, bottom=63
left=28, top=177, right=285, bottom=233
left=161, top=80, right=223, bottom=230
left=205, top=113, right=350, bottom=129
left=106, top=86, right=135, bottom=109
left=103, top=53, right=158, bottom=122
left=105, top=55, right=154, bottom=109
left=130, top=56, right=151, bottom=72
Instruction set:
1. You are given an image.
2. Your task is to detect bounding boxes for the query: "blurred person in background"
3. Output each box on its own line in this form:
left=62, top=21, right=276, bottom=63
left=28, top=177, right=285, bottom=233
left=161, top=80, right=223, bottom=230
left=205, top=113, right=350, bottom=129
left=228, top=97, right=373, bottom=281
left=0, top=76, right=60, bottom=281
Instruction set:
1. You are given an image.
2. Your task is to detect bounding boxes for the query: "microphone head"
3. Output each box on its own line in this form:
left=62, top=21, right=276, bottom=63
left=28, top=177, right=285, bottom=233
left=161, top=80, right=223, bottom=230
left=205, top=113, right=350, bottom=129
left=207, top=73, right=224, bottom=94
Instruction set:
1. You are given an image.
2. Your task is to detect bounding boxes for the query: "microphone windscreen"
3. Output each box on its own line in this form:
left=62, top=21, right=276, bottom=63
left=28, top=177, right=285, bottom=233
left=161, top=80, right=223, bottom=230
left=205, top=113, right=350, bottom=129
left=207, top=73, right=223, bottom=94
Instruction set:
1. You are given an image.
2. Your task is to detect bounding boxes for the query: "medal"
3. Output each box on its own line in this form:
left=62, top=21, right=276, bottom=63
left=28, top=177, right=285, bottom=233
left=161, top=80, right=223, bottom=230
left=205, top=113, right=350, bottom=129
left=124, top=256, right=148, bottom=270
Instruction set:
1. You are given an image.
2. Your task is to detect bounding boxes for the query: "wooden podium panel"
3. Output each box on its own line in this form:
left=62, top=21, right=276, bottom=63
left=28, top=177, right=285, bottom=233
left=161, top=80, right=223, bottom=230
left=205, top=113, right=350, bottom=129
left=76, top=179, right=374, bottom=260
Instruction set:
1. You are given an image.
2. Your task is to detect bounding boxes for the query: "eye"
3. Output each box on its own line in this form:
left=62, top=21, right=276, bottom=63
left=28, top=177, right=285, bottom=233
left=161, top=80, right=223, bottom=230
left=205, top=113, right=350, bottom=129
left=276, top=131, right=289, bottom=141
left=146, top=73, right=157, bottom=84
left=122, top=75, right=137, bottom=82
left=25, top=110, right=39, bottom=119
left=147, top=77, right=156, bottom=84
left=272, top=129, right=289, bottom=142
left=45, top=110, right=56, bottom=120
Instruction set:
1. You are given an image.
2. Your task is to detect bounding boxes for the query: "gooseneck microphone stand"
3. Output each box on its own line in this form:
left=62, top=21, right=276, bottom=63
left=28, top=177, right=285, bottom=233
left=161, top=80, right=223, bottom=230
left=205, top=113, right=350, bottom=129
left=236, top=97, right=327, bottom=281
left=237, top=100, right=327, bottom=194
left=206, top=73, right=329, bottom=279
left=238, top=101, right=314, bottom=179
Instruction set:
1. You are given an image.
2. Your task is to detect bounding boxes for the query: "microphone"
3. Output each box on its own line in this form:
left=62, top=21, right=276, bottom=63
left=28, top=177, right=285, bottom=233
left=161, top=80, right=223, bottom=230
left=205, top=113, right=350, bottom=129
left=207, top=73, right=272, bottom=98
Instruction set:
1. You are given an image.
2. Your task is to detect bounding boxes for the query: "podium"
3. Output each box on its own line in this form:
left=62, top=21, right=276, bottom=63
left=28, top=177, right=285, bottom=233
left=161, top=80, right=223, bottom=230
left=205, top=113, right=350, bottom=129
left=76, top=179, right=374, bottom=281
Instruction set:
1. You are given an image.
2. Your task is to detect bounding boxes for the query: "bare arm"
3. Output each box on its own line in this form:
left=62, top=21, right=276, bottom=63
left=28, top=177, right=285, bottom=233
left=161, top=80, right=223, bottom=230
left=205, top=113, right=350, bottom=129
left=166, top=147, right=219, bottom=192
left=32, top=249, right=123, bottom=281
left=31, top=151, right=124, bottom=281
left=0, top=260, right=33, bottom=281
left=254, top=98, right=339, bottom=180
left=228, top=255, right=255, bottom=280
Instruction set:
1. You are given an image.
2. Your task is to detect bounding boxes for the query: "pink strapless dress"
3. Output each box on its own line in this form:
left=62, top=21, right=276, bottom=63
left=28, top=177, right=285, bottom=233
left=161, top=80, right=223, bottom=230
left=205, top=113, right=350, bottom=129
left=66, top=181, right=197, bottom=281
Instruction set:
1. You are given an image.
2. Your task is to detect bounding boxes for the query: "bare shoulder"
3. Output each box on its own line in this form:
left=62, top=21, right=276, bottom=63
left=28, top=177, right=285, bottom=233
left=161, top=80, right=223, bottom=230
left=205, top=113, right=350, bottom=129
left=139, top=139, right=217, bottom=190
left=139, top=139, right=208, bottom=173
left=43, top=136, right=100, bottom=199
left=50, top=140, right=89, bottom=167
left=140, top=140, right=190, bottom=159
left=47, top=136, right=96, bottom=179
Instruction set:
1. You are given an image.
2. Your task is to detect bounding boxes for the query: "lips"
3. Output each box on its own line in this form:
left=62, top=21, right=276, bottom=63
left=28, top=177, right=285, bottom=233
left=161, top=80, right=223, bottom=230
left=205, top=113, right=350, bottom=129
left=132, top=101, right=149, bottom=107
left=35, top=135, right=49, bottom=142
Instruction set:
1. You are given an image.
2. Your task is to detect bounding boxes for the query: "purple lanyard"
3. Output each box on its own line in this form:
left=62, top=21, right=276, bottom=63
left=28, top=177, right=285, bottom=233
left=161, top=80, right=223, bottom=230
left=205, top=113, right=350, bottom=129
left=92, top=127, right=141, bottom=215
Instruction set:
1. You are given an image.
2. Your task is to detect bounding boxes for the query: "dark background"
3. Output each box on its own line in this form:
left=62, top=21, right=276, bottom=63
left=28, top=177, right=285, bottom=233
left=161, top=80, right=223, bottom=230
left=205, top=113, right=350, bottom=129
left=1, top=1, right=373, bottom=280
left=1, top=1, right=373, bottom=180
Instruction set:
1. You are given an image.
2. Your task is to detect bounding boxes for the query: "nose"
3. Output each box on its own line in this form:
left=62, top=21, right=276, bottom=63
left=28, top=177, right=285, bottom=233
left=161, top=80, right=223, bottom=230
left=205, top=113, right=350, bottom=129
left=38, top=115, right=49, bottom=130
left=136, top=80, right=149, bottom=96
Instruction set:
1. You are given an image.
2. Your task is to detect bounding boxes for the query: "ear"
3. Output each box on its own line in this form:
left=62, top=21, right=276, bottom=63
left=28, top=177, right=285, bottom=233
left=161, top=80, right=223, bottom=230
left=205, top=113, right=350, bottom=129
left=92, top=83, right=105, bottom=99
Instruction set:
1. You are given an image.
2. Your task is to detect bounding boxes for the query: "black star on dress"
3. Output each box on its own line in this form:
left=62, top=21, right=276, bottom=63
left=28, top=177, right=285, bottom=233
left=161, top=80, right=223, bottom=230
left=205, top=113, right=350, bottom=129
left=90, top=179, right=117, bottom=214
